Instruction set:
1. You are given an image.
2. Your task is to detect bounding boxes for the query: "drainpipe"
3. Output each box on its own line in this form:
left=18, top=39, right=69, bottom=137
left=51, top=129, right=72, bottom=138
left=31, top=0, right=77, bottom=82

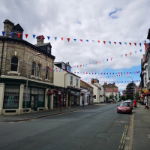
left=0, top=39, right=5, bottom=76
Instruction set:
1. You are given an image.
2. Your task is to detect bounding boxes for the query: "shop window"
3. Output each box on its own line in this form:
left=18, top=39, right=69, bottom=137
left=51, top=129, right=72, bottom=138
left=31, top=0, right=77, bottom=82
left=11, top=56, right=18, bottom=71
left=32, top=61, right=36, bottom=76
left=3, top=86, right=19, bottom=109
left=31, top=88, right=45, bottom=107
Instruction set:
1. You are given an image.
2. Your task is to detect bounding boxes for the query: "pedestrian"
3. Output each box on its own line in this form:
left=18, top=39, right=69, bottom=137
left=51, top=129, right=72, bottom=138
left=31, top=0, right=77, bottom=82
left=133, top=99, right=137, bottom=107
left=144, top=96, right=149, bottom=109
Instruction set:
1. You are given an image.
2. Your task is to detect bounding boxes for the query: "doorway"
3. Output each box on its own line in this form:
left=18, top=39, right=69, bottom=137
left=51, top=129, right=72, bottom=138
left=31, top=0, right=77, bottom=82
left=31, top=95, right=38, bottom=111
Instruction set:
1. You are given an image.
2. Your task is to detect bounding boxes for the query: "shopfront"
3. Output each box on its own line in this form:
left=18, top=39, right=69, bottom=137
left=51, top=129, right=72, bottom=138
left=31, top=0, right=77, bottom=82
left=3, top=85, right=20, bottom=110
left=68, top=88, right=80, bottom=106
left=23, top=87, right=45, bottom=111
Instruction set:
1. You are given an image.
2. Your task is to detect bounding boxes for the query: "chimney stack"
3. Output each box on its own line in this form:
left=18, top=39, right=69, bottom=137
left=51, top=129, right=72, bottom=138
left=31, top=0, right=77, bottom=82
left=36, top=35, right=45, bottom=45
left=91, top=78, right=99, bottom=84
left=3, top=19, right=14, bottom=37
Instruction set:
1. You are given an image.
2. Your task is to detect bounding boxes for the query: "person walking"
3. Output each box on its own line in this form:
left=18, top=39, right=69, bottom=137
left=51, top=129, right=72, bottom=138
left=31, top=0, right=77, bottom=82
left=133, top=99, right=137, bottom=107
left=144, top=96, right=149, bottom=109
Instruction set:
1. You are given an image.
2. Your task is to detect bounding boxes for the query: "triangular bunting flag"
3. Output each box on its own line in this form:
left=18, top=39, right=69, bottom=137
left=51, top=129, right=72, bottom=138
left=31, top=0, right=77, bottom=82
left=2, top=31, right=5, bottom=36
left=54, top=37, right=57, bottom=40
left=103, top=41, right=106, bottom=44
left=67, top=38, right=70, bottom=42
left=25, top=34, right=28, bottom=38
left=33, top=34, right=36, bottom=38
left=17, top=33, right=21, bottom=38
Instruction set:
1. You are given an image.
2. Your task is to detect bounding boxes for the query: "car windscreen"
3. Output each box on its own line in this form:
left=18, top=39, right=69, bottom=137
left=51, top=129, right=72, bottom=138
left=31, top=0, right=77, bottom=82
left=120, top=102, right=131, bottom=107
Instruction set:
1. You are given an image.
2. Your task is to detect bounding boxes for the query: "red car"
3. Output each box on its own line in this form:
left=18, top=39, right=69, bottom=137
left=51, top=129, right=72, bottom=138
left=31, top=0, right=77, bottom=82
left=117, top=101, right=133, bottom=114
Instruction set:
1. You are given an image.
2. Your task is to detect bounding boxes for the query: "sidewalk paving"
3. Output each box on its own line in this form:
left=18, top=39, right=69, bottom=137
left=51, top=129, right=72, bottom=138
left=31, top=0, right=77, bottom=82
left=133, top=104, right=150, bottom=150
left=0, top=104, right=103, bottom=122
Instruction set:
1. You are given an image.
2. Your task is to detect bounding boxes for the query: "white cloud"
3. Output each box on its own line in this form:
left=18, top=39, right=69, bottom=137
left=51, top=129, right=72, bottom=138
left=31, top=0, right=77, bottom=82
left=0, top=0, right=149, bottom=90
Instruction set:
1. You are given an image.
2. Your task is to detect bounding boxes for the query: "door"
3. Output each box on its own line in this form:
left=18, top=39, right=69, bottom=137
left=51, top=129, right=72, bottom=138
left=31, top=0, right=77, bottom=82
left=31, top=95, right=38, bottom=111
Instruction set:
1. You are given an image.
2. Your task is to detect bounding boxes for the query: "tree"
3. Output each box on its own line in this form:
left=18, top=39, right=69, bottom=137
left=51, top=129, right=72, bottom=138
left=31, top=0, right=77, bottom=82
left=126, top=82, right=137, bottom=100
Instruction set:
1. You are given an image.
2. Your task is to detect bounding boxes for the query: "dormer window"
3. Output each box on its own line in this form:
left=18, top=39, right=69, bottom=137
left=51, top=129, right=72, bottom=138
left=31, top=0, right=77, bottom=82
left=47, top=46, right=51, bottom=54
left=11, top=56, right=18, bottom=71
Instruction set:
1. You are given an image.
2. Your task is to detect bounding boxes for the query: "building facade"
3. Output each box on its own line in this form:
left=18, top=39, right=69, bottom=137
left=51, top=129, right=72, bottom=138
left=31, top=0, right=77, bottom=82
left=0, top=19, right=56, bottom=115
left=90, top=79, right=104, bottom=103
left=54, top=62, right=81, bottom=107
left=80, top=80, right=93, bottom=106
left=140, top=41, right=150, bottom=107
left=103, top=83, right=119, bottom=102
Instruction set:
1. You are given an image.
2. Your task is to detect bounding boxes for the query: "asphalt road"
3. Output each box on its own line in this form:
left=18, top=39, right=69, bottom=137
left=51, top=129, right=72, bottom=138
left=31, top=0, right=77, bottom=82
left=0, top=104, right=130, bottom=150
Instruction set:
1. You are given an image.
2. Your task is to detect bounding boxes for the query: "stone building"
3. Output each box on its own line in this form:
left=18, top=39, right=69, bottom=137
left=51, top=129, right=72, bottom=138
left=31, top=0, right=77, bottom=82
left=0, top=19, right=56, bottom=115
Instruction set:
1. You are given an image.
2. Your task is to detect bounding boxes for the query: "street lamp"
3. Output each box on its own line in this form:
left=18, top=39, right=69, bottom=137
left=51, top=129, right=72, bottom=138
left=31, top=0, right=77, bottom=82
left=24, top=53, right=41, bottom=109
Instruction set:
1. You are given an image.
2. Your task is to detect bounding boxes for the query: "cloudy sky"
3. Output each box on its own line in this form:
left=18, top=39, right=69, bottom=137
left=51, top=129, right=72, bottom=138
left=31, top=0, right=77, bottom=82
left=0, top=0, right=150, bottom=91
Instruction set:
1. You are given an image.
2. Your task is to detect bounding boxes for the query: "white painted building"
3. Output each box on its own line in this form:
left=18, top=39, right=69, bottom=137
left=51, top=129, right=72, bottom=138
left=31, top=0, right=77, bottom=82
left=90, top=80, right=104, bottom=103
left=54, top=62, right=81, bottom=106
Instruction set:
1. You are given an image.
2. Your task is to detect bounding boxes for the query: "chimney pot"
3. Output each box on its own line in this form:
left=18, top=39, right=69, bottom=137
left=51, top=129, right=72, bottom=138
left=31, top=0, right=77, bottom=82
left=37, top=35, right=45, bottom=45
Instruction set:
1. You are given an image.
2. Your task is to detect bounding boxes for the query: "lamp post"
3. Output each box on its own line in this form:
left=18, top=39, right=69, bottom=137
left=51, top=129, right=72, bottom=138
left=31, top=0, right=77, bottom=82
left=24, top=53, right=41, bottom=109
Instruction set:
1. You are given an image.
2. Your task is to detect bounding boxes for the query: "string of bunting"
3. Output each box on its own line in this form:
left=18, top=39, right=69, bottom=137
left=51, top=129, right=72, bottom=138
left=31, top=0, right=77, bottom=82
left=85, top=79, right=140, bottom=84
left=72, top=49, right=143, bottom=68
left=1, top=31, right=145, bottom=47
left=73, top=71, right=140, bottom=76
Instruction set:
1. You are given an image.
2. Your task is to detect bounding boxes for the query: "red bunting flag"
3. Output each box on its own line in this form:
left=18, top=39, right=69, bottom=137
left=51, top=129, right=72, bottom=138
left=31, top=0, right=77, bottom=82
left=103, top=41, right=106, bottom=44
left=129, top=42, right=132, bottom=45
left=98, top=40, right=100, bottom=43
left=25, top=34, right=28, bottom=38
left=61, top=37, right=64, bottom=40
left=80, top=39, right=83, bottom=42
left=134, top=43, right=137, bottom=46
left=17, top=33, right=21, bottom=38
left=67, top=38, right=70, bottom=42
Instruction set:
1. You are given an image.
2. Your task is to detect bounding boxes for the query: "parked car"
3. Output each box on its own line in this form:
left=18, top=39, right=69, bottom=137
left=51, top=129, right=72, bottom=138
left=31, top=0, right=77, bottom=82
left=117, top=101, right=133, bottom=114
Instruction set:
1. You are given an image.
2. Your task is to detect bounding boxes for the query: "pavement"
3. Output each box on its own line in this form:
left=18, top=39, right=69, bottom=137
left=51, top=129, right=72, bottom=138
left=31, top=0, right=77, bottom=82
left=0, top=104, right=105, bottom=122
left=132, top=104, right=150, bottom=150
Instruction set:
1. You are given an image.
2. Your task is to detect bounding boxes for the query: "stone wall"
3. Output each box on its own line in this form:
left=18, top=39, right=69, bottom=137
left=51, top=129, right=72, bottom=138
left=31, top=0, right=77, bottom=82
left=0, top=40, right=54, bottom=83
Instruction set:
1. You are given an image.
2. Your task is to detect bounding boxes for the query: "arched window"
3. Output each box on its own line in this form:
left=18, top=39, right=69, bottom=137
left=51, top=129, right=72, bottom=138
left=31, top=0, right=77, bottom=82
left=32, top=62, right=36, bottom=76
left=37, top=63, right=41, bottom=77
left=46, top=66, right=49, bottom=79
left=11, top=56, right=18, bottom=71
